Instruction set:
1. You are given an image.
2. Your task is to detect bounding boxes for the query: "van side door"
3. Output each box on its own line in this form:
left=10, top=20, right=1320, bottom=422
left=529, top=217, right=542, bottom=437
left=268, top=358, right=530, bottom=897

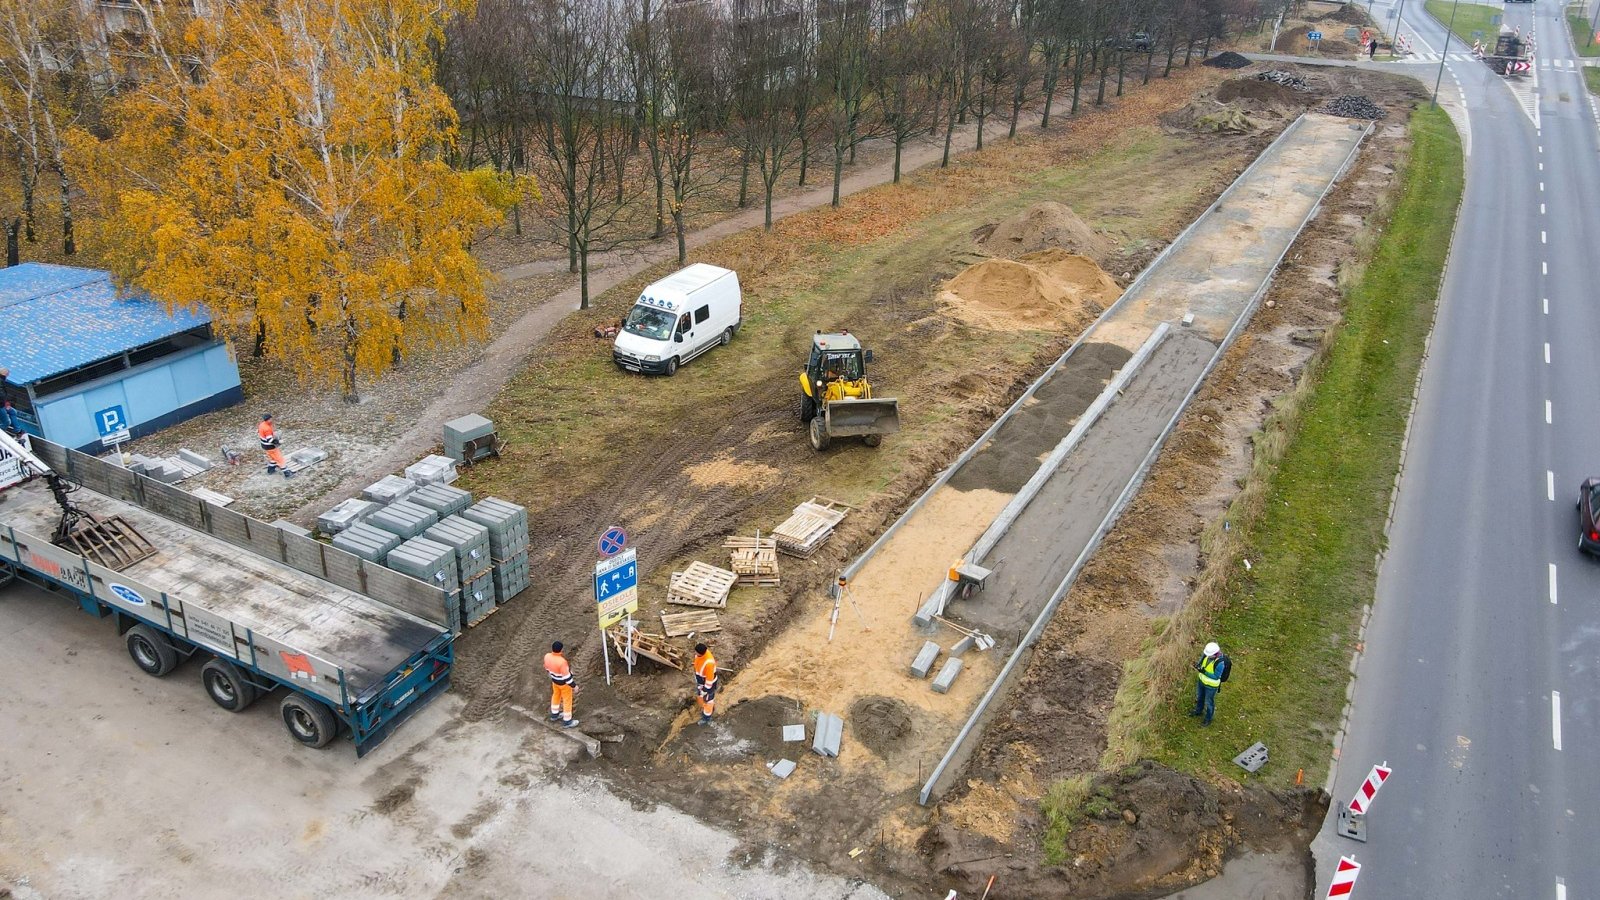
left=691, top=304, right=712, bottom=354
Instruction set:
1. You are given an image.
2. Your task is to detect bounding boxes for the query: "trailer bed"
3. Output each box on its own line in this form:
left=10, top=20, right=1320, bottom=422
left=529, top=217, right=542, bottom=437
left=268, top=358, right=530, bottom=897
left=0, top=479, right=442, bottom=695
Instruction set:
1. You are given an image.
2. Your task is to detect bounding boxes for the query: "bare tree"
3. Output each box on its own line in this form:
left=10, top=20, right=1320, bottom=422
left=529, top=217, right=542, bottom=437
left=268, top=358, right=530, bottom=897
left=726, top=3, right=805, bottom=231
left=656, top=2, right=732, bottom=262
left=868, top=14, right=937, bottom=182
left=817, top=0, right=878, bottom=207
left=524, top=0, right=640, bottom=307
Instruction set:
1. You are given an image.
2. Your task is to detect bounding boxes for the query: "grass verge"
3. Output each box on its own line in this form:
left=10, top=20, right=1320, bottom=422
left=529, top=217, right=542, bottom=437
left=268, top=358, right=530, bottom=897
left=1424, top=0, right=1504, bottom=46
left=1097, top=104, right=1463, bottom=789
left=1586, top=66, right=1600, bottom=95
left=1569, top=8, right=1600, bottom=57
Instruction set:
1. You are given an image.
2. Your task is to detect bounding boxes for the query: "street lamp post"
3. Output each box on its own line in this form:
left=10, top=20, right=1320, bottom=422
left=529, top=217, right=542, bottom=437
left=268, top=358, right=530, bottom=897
left=1432, top=0, right=1462, bottom=108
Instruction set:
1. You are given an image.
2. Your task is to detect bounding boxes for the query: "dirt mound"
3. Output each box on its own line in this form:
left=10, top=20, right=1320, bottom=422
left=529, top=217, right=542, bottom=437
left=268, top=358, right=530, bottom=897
left=1202, top=51, right=1253, bottom=69
left=1321, top=3, right=1370, bottom=24
left=940, top=250, right=1120, bottom=332
left=979, top=201, right=1110, bottom=261
left=1282, top=24, right=1355, bottom=55
left=849, top=695, right=914, bottom=758
left=1161, top=100, right=1283, bottom=134
left=1217, top=77, right=1306, bottom=108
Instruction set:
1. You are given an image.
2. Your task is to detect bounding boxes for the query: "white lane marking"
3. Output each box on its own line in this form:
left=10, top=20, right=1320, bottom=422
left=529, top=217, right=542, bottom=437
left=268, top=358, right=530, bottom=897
left=1543, top=261, right=1550, bottom=275
left=1550, top=563, right=1559, bottom=604
left=1553, top=691, right=1563, bottom=751
left=1542, top=231, right=1548, bottom=243
left=1539, top=145, right=1544, bottom=153
left=1541, top=203, right=1547, bottom=214
left=1547, top=400, right=1553, bottom=424
left=1541, top=182, right=1546, bottom=191
left=1545, top=343, right=1551, bottom=364
left=1559, top=879, right=1567, bottom=900
left=1540, top=162, right=1545, bottom=171
left=1549, top=470, right=1556, bottom=500
left=1544, top=297, right=1550, bottom=314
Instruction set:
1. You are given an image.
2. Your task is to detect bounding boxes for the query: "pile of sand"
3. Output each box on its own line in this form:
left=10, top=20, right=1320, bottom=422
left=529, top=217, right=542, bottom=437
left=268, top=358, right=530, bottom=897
left=940, top=248, right=1122, bottom=332
left=979, top=201, right=1110, bottom=262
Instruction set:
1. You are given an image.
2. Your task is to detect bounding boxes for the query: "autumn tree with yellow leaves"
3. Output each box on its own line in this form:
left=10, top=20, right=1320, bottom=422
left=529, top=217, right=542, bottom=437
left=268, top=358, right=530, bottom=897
left=71, top=0, right=526, bottom=400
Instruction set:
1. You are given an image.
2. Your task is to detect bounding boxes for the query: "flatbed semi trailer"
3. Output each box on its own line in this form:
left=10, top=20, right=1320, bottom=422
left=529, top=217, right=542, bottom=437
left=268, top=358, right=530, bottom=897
left=0, top=437, right=453, bottom=756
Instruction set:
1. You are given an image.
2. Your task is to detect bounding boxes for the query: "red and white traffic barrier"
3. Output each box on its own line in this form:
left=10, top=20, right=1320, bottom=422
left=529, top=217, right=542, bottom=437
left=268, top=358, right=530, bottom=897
left=1326, top=856, right=1361, bottom=898
left=1348, top=763, right=1391, bottom=815
left=1395, top=34, right=1412, bottom=55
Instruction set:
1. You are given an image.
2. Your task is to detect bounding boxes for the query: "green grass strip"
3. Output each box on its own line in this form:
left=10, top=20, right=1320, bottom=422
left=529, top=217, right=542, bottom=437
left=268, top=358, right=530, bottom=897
left=1134, top=106, right=1463, bottom=786
left=1425, top=0, right=1507, bottom=47
left=1586, top=66, right=1600, bottom=95
left=1568, top=9, right=1600, bottom=57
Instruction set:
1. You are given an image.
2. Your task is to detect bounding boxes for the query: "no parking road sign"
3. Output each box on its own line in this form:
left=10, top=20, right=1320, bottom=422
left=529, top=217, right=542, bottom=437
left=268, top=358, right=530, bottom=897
left=598, top=525, right=627, bottom=557
left=595, top=548, right=638, bottom=628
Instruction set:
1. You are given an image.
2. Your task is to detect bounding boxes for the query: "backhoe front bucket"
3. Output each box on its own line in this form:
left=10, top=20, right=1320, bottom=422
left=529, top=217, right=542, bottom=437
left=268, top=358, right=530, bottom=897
left=825, top=398, right=901, bottom=437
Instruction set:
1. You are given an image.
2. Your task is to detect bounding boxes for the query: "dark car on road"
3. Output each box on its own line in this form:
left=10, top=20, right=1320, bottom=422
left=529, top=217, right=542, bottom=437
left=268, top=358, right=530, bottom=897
left=1579, top=477, right=1600, bottom=554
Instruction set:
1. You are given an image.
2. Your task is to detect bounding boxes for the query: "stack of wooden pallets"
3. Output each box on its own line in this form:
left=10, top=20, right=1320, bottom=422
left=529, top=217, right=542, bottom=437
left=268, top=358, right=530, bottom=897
left=607, top=624, right=687, bottom=672
left=724, top=533, right=780, bottom=587
left=771, top=498, right=850, bottom=558
left=660, top=608, right=721, bottom=637
left=667, top=560, right=737, bottom=609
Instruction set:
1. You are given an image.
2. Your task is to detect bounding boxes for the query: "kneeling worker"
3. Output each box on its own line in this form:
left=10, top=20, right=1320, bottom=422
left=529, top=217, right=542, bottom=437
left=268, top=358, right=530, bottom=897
left=693, top=643, right=718, bottom=725
left=544, top=641, right=579, bottom=728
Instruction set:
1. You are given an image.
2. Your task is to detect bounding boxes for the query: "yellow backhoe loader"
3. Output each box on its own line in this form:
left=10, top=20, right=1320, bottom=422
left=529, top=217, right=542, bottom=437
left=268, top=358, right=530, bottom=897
left=798, top=331, right=901, bottom=451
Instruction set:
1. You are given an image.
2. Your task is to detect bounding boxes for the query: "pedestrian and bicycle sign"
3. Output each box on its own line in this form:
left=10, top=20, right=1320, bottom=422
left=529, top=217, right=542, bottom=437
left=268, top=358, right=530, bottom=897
left=595, top=548, right=638, bottom=628
left=1308, top=30, right=1323, bottom=42
left=94, top=405, right=130, bottom=447
left=598, top=526, right=627, bottom=557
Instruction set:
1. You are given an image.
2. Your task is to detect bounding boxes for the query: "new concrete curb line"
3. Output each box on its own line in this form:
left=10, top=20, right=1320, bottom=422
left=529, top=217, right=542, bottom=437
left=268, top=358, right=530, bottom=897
left=917, top=116, right=1372, bottom=806
left=913, top=322, right=1172, bottom=626
left=834, top=115, right=1318, bottom=599
left=1316, top=110, right=1468, bottom=886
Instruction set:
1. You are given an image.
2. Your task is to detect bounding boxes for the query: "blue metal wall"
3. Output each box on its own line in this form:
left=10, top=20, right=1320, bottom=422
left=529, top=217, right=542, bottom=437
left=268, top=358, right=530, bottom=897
left=32, top=342, right=243, bottom=450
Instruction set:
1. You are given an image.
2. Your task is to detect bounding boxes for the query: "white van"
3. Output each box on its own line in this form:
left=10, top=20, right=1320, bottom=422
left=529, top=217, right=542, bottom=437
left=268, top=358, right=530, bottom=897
left=613, top=264, right=742, bottom=376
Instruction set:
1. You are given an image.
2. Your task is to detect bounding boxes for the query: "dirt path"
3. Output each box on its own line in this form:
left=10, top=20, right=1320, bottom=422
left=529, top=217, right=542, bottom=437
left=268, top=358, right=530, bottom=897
left=291, top=81, right=1181, bottom=523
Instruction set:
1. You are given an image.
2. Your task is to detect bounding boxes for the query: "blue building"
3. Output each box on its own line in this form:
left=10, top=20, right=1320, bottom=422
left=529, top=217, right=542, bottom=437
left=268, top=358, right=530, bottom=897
left=0, top=263, right=243, bottom=451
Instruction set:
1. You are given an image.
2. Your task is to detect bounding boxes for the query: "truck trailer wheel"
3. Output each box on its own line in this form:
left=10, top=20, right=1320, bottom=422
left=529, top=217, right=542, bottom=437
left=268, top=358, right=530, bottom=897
left=0, top=560, right=13, bottom=587
left=126, top=624, right=179, bottom=677
left=202, top=659, right=259, bottom=712
left=280, top=693, right=338, bottom=748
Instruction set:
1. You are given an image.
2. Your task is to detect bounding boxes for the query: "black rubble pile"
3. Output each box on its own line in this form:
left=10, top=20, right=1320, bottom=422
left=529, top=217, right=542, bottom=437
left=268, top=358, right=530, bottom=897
left=1320, top=94, right=1387, bottom=119
left=1203, top=51, right=1253, bottom=69
left=1256, top=70, right=1309, bottom=90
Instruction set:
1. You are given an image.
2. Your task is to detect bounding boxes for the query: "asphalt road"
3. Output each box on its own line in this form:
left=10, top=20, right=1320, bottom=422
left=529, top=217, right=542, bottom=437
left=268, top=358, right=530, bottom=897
left=1313, top=2, right=1600, bottom=896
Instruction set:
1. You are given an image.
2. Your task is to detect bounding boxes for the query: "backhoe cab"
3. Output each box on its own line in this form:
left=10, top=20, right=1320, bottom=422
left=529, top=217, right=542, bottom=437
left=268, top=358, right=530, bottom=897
left=798, top=331, right=901, bottom=451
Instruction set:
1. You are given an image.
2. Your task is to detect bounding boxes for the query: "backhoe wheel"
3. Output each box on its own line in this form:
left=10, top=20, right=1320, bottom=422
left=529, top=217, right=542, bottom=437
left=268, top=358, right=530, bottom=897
left=126, top=624, right=178, bottom=677
left=798, top=394, right=816, bottom=423
left=863, top=434, right=882, bottom=448
left=202, top=659, right=259, bottom=712
left=809, top=415, right=831, bottom=451
left=280, top=693, right=339, bottom=748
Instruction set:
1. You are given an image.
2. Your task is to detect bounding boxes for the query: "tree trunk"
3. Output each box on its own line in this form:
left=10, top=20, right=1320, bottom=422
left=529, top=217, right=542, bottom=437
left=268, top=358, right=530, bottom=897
left=578, top=241, right=591, bottom=309
left=1116, top=51, right=1127, bottom=97
left=1040, top=53, right=1061, bottom=128
left=738, top=151, right=750, bottom=208
left=5, top=219, right=17, bottom=267
left=1165, top=33, right=1178, bottom=76
left=58, top=169, right=74, bottom=256
left=1143, top=50, right=1155, bottom=85
left=1202, top=34, right=1212, bottom=59
left=1096, top=54, right=1109, bottom=105
left=674, top=206, right=687, bottom=264
left=763, top=179, right=775, bottom=230
left=798, top=135, right=810, bottom=186
left=893, top=137, right=904, bottom=183
left=1071, top=47, right=1086, bottom=114
left=341, top=313, right=360, bottom=403
left=831, top=145, right=844, bottom=207
left=942, top=106, right=956, bottom=166
left=1184, top=36, right=1195, bottom=67
left=654, top=171, right=665, bottom=240
left=392, top=298, right=406, bottom=365
left=252, top=316, right=266, bottom=358
left=19, top=169, right=35, bottom=244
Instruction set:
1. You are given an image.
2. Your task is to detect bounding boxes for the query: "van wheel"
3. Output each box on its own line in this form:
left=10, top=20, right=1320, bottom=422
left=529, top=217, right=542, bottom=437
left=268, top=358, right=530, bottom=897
left=664, top=357, right=679, bottom=377
left=280, top=693, right=339, bottom=748
left=202, top=659, right=259, bottom=712
left=127, top=624, right=178, bottom=677
left=719, top=327, right=733, bottom=347
left=809, top=416, right=831, bottom=451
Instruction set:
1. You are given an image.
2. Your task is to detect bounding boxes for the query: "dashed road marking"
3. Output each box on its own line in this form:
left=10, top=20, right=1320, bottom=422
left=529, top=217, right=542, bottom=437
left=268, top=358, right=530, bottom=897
left=1541, top=182, right=1546, bottom=191
left=1545, top=343, right=1551, bottom=364
left=1547, top=400, right=1553, bottom=424
left=1550, top=563, right=1559, bottom=604
left=1542, top=231, right=1548, bottom=243
left=1549, top=470, right=1556, bottom=500
left=1540, top=162, right=1545, bottom=171
left=1558, top=879, right=1567, bottom=900
left=1543, top=261, right=1549, bottom=275
left=1541, top=203, right=1547, bottom=214
left=1544, top=297, right=1550, bottom=314
left=1553, top=691, right=1563, bottom=750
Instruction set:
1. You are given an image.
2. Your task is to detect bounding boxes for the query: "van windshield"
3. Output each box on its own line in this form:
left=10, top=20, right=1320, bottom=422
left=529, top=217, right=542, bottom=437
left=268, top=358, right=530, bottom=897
left=623, top=305, right=675, bottom=341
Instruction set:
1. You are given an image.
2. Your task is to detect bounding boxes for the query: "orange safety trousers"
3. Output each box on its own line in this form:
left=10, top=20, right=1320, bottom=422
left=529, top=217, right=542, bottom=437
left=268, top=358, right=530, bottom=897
left=264, top=447, right=287, bottom=468
left=550, top=684, right=574, bottom=721
left=696, top=691, right=715, bottom=717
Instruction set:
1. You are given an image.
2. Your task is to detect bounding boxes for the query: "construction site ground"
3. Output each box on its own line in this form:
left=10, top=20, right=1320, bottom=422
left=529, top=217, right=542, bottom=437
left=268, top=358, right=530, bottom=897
left=1, top=61, right=1431, bottom=900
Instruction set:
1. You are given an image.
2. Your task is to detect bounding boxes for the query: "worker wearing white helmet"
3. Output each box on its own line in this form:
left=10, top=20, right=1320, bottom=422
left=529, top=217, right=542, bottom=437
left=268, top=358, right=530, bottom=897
left=1189, top=641, right=1230, bottom=726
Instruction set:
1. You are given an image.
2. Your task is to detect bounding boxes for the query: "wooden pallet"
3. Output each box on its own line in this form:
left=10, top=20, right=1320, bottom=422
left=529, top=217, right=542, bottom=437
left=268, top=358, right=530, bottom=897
left=660, top=608, right=722, bottom=637
left=667, top=561, right=737, bottom=609
left=722, top=535, right=777, bottom=550
left=772, top=498, right=850, bottom=558
left=607, top=625, right=687, bottom=671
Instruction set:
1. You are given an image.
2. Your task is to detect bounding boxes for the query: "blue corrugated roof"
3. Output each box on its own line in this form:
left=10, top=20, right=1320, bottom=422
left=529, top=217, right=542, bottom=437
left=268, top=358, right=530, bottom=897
left=0, top=263, right=212, bottom=385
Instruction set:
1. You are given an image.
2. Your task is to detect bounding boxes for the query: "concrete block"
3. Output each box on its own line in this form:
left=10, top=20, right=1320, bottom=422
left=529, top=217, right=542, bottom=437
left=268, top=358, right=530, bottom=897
left=931, top=657, right=964, bottom=694
left=824, top=713, right=843, bottom=756
left=318, top=498, right=378, bottom=535
left=177, top=449, right=215, bottom=470
left=127, top=454, right=155, bottom=474
left=951, top=635, right=977, bottom=656
left=782, top=724, right=806, bottom=742
left=768, top=759, right=797, bottom=779
left=150, top=462, right=184, bottom=484
left=273, top=519, right=311, bottom=537
left=363, top=475, right=416, bottom=504
left=910, top=641, right=940, bottom=679
left=289, top=447, right=328, bottom=466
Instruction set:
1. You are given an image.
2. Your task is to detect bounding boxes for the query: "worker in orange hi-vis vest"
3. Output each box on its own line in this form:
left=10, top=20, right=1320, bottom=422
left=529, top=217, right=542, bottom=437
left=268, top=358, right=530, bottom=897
left=693, top=643, right=718, bottom=725
left=257, top=414, right=294, bottom=479
left=544, top=641, right=579, bottom=728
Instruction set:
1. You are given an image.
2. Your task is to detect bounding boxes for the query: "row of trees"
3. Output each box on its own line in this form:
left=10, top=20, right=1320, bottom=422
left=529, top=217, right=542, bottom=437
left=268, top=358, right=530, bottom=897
left=440, top=0, right=1261, bottom=307
left=0, top=0, right=1266, bottom=396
